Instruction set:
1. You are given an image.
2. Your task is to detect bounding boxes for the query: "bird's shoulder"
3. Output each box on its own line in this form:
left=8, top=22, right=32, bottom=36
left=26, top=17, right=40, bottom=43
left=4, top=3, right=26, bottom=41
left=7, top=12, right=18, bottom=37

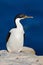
left=9, top=28, right=25, bottom=34
left=10, top=28, right=17, bottom=33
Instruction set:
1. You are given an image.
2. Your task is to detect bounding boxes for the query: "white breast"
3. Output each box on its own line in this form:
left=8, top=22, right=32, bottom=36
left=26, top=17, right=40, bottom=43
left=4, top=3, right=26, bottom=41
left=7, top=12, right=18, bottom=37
left=6, top=28, right=24, bottom=52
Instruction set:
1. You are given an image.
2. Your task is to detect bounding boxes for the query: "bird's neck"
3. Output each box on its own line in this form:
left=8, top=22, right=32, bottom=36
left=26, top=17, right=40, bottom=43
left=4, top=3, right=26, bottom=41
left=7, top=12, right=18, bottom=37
left=15, top=18, right=23, bottom=29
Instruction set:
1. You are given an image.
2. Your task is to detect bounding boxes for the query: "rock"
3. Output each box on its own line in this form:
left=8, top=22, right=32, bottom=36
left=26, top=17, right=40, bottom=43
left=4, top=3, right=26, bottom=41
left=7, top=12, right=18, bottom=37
left=0, top=47, right=43, bottom=65
left=38, top=56, right=43, bottom=65
left=20, top=47, right=36, bottom=54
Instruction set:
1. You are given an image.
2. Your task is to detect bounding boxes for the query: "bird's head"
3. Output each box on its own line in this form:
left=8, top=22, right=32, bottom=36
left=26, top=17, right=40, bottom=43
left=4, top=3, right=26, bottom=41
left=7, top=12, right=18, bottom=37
left=14, top=14, right=34, bottom=21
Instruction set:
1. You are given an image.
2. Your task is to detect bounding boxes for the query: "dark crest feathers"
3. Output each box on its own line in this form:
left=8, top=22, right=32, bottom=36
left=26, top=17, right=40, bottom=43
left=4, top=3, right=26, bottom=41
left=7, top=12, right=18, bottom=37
left=14, top=13, right=26, bottom=22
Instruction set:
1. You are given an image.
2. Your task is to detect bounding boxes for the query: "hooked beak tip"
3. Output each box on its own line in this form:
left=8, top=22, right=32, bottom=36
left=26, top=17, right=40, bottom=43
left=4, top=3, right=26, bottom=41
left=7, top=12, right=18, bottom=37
left=27, top=16, right=34, bottom=18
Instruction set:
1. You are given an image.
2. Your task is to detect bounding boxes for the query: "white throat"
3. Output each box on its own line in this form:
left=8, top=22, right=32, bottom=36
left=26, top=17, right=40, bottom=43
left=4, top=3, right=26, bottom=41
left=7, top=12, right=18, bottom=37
left=15, top=18, right=23, bottom=29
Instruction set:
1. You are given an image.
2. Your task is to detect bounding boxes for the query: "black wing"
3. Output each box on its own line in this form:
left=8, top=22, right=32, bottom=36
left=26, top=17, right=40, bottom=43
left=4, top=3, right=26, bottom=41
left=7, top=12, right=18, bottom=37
left=6, top=32, right=11, bottom=43
left=23, top=33, right=25, bottom=46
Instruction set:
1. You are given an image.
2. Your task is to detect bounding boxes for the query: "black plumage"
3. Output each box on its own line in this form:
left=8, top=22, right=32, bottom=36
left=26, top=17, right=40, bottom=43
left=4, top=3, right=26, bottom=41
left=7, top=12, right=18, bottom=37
left=6, top=32, right=11, bottom=42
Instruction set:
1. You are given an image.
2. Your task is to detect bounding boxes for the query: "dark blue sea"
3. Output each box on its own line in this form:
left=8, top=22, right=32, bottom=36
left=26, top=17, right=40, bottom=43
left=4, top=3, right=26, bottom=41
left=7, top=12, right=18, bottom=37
left=0, top=0, right=43, bottom=55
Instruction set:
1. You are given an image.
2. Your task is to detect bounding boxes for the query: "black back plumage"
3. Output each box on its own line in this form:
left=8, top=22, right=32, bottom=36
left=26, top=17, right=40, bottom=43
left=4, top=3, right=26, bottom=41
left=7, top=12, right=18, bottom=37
left=6, top=32, right=11, bottom=42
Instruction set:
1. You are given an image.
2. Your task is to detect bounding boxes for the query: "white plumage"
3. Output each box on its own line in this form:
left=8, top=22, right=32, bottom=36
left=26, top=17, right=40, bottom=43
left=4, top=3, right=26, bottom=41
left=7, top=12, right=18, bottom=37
left=6, top=18, right=24, bottom=52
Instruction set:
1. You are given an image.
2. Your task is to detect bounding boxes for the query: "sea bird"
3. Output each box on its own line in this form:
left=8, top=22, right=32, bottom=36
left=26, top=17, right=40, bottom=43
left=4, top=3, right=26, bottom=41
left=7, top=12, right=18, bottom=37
left=6, top=14, right=33, bottom=52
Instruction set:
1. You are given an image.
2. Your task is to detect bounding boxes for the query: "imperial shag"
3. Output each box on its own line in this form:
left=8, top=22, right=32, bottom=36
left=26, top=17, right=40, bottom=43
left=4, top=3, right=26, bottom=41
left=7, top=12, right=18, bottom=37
left=6, top=14, right=33, bottom=52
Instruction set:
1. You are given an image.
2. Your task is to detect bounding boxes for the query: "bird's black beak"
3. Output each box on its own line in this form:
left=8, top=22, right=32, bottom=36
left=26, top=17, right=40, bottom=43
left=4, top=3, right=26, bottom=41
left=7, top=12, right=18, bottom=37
left=23, top=15, right=34, bottom=19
